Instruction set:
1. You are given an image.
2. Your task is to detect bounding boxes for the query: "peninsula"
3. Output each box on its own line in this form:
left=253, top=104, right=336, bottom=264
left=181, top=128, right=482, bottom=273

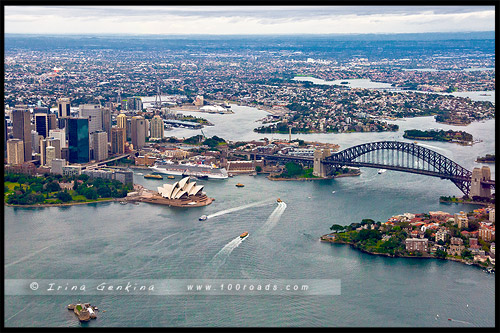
left=321, top=207, right=495, bottom=272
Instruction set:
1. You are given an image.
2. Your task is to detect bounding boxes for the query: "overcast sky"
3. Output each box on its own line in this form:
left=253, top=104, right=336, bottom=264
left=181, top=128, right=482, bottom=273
left=4, top=5, right=496, bottom=35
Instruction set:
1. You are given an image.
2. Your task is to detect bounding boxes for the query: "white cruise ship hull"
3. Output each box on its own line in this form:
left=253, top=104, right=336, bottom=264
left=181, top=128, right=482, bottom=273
left=149, top=164, right=228, bottom=179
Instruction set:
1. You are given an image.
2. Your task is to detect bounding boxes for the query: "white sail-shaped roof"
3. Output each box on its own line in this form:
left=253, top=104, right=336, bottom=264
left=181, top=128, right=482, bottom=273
left=184, top=182, right=196, bottom=195
left=178, top=177, right=190, bottom=189
left=190, top=185, right=204, bottom=196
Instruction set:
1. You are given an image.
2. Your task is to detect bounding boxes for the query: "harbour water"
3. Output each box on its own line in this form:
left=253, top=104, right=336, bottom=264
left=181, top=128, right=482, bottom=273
left=4, top=106, right=495, bottom=327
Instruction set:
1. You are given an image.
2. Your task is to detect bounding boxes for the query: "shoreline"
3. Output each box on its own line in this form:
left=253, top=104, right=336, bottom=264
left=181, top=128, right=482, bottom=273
left=319, top=235, right=492, bottom=271
left=5, top=198, right=119, bottom=208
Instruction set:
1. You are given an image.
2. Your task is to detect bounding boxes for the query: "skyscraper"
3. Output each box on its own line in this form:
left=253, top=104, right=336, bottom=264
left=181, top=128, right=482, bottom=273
left=131, top=116, right=146, bottom=150
left=111, top=126, right=126, bottom=155
left=150, top=115, right=164, bottom=139
left=79, top=104, right=103, bottom=134
left=92, top=131, right=108, bottom=162
left=35, top=113, right=50, bottom=138
left=57, top=97, right=71, bottom=118
left=7, top=139, right=24, bottom=165
left=68, top=118, right=90, bottom=164
left=12, top=106, right=32, bottom=162
left=102, top=108, right=112, bottom=142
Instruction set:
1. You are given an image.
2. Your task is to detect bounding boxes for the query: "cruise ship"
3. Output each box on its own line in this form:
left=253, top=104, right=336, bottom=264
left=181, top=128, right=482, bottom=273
left=149, top=160, right=228, bottom=179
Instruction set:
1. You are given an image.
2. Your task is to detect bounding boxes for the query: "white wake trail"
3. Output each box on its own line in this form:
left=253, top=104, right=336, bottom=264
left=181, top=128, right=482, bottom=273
left=209, top=236, right=246, bottom=271
left=207, top=200, right=270, bottom=219
left=259, top=202, right=287, bottom=233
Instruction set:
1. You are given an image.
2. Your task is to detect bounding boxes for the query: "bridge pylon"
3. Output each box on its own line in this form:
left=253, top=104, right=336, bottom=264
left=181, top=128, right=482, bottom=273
left=313, top=148, right=332, bottom=177
left=471, top=166, right=492, bottom=198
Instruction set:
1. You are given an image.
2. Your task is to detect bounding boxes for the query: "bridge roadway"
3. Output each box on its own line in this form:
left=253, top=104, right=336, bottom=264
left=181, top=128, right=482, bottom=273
left=247, top=149, right=494, bottom=195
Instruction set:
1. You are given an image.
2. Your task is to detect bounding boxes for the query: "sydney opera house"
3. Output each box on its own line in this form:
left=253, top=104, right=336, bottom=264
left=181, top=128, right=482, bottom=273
left=143, top=176, right=213, bottom=207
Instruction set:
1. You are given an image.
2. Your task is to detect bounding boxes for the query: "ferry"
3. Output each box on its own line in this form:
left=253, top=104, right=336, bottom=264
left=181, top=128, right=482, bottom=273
left=240, top=231, right=249, bottom=238
left=167, top=175, right=175, bottom=179
left=144, top=174, right=163, bottom=179
left=199, top=215, right=207, bottom=221
left=277, top=198, right=282, bottom=202
left=378, top=169, right=387, bottom=174
left=236, top=183, right=245, bottom=187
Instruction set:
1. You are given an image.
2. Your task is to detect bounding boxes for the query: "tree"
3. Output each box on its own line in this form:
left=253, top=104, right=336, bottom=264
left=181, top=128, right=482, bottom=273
left=56, top=190, right=73, bottom=203
left=330, top=224, right=346, bottom=233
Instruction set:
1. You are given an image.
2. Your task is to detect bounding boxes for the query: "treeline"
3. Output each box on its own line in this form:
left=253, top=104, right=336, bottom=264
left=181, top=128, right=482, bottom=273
left=4, top=172, right=131, bottom=205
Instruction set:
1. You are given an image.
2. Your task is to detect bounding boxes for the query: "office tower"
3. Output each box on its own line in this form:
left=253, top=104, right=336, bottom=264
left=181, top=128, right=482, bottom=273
left=57, top=97, right=71, bottom=118
left=79, top=104, right=103, bottom=134
left=131, top=116, right=146, bottom=150
left=150, top=115, right=164, bottom=139
left=102, top=108, right=112, bottom=142
left=47, top=138, right=61, bottom=160
left=35, top=114, right=48, bottom=138
left=61, top=147, right=69, bottom=161
left=68, top=118, right=90, bottom=164
left=126, top=96, right=143, bottom=111
left=49, top=128, right=67, bottom=148
left=111, top=127, right=126, bottom=155
left=35, top=113, right=53, bottom=138
left=46, top=146, right=56, bottom=167
left=7, top=139, right=24, bottom=165
left=92, top=131, right=108, bottom=162
left=31, top=130, right=40, bottom=153
left=12, top=106, right=32, bottom=162
left=39, top=138, right=48, bottom=166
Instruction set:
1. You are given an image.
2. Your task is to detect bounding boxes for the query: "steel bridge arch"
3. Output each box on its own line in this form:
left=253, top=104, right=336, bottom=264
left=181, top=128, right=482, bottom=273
left=324, top=141, right=472, bottom=195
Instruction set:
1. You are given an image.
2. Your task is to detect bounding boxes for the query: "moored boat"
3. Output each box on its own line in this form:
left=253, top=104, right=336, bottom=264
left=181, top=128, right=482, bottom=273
left=378, top=169, right=386, bottom=174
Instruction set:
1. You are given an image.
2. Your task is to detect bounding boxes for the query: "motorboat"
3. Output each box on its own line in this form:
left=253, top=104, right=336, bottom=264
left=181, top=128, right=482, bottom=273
left=199, top=215, right=207, bottom=221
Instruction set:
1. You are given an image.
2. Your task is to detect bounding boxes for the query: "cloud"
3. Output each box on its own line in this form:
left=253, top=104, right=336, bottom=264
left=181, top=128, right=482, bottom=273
left=4, top=5, right=495, bottom=35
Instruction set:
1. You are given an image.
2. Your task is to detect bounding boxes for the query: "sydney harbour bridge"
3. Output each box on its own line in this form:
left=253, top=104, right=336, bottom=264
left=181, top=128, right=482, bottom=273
left=249, top=141, right=495, bottom=198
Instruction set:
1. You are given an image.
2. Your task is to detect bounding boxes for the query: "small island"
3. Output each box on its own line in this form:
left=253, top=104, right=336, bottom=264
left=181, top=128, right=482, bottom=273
left=403, top=129, right=474, bottom=145
left=267, top=162, right=360, bottom=180
left=321, top=207, right=495, bottom=272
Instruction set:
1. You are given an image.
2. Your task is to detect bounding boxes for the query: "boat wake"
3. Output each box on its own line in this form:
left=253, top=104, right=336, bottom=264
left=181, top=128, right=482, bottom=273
left=206, top=200, right=270, bottom=219
left=209, top=236, right=246, bottom=271
left=152, top=232, right=179, bottom=246
left=259, top=201, right=287, bottom=233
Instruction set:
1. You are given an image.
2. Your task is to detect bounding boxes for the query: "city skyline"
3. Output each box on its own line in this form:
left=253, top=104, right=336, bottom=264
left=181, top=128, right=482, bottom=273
left=4, top=5, right=496, bottom=35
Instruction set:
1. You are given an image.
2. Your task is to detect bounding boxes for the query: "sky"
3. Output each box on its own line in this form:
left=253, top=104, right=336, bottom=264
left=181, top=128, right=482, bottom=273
left=3, top=5, right=496, bottom=35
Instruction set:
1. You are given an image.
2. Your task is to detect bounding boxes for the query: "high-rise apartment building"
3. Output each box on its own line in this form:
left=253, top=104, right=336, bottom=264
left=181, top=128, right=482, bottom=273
left=68, top=118, right=90, bottom=164
left=126, top=96, right=143, bottom=111
left=116, top=113, right=127, bottom=129
left=111, top=126, right=126, bottom=155
left=150, top=115, right=164, bottom=139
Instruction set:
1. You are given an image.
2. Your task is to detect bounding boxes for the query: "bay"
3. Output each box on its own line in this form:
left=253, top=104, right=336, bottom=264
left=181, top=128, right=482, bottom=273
left=4, top=105, right=495, bottom=327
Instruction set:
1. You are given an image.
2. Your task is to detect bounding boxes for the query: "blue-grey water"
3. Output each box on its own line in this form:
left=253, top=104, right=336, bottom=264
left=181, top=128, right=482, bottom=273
left=4, top=106, right=495, bottom=327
